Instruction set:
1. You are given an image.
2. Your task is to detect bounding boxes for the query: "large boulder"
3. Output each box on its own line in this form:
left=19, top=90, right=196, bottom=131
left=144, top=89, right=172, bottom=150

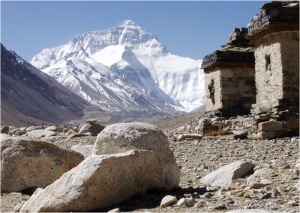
left=200, top=160, right=255, bottom=187
left=1, top=137, right=84, bottom=192
left=78, top=123, right=105, bottom=136
left=93, top=122, right=180, bottom=190
left=20, top=150, right=159, bottom=212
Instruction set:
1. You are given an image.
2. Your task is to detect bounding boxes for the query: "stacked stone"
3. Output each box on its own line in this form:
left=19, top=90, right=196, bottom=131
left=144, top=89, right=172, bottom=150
left=247, top=1, right=299, bottom=114
left=201, top=28, right=255, bottom=117
left=255, top=110, right=299, bottom=139
left=175, top=111, right=298, bottom=140
left=248, top=1, right=299, bottom=35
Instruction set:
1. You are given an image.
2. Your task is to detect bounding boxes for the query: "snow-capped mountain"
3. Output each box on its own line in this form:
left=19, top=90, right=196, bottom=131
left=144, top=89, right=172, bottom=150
left=31, top=20, right=205, bottom=113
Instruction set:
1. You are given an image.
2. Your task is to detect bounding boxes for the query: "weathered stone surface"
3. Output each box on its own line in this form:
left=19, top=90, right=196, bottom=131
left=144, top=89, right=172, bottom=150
left=94, top=122, right=180, bottom=190
left=247, top=168, right=273, bottom=189
left=258, top=131, right=276, bottom=140
left=20, top=150, right=159, bottom=212
left=78, top=123, right=105, bottom=136
left=284, top=117, right=299, bottom=129
left=200, top=160, right=255, bottom=187
left=160, top=195, right=177, bottom=208
left=258, top=121, right=283, bottom=132
left=71, top=144, right=94, bottom=158
left=26, top=129, right=56, bottom=138
left=250, top=25, right=299, bottom=113
left=1, top=137, right=83, bottom=192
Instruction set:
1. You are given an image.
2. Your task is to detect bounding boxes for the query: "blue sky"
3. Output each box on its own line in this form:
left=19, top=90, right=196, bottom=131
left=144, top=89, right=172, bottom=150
left=1, top=1, right=266, bottom=61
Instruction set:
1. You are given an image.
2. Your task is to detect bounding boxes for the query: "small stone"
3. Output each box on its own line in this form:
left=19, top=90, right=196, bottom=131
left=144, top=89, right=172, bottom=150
left=287, top=200, right=298, bottom=206
left=249, top=179, right=272, bottom=189
left=194, top=200, right=208, bottom=208
left=232, top=130, right=248, bottom=139
left=202, top=192, right=213, bottom=199
left=176, top=198, right=185, bottom=207
left=213, top=204, right=227, bottom=210
left=84, top=119, right=97, bottom=124
left=261, top=192, right=272, bottom=199
left=160, top=195, right=177, bottom=208
left=271, top=189, right=280, bottom=198
left=255, top=114, right=270, bottom=121
left=185, top=198, right=195, bottom=207
left=108, top=208, right=121, bottom=212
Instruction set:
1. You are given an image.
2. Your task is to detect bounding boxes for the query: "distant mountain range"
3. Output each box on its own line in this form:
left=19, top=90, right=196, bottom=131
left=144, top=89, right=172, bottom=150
left=31, top=20, right=205, bottom=114
left=1, top=43, right=90, bottom=127
left=1, top=21, right=205, bottom=126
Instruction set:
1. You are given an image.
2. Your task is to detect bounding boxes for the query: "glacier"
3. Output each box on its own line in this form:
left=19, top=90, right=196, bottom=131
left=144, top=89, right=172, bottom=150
left=31, top=20, right=205, bottom=114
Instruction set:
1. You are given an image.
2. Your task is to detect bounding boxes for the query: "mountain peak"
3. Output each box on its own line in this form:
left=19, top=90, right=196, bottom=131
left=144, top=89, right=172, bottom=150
left=121, top=20, right=139, bottom=28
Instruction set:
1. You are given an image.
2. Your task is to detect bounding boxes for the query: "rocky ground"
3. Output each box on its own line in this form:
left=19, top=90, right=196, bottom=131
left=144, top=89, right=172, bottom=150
left=1, top=123, right=299, bottom=212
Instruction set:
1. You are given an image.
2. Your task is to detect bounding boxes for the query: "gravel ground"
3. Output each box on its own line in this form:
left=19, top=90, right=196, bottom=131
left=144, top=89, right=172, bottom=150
left=1, top=131, right=299, bottom=212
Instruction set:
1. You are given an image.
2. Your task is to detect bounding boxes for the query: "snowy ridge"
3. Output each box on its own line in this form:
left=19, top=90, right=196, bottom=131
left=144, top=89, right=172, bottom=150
left=31, top=20, right=205, bottom=113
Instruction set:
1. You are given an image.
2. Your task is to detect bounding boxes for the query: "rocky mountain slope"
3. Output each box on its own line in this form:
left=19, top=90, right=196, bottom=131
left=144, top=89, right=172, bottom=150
left=1, top=44, right=90, bottom=126
left=31, top=20, right=205, bottom=114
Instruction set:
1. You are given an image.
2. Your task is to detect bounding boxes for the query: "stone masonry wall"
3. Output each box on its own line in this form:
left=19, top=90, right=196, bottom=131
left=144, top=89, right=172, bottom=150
left=281, top=31, right=299, bottom=105
left=254, top=31, right=299, bottom=112
left=205, top=70, right=222, bottom=112
left=220, top=66, right=255, bottom=112
left=205, top=65, right=255, bottom=115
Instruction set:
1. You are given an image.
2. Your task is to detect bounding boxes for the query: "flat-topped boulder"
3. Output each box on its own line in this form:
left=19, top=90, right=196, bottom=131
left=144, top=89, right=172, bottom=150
left=93, top=122, right=180, bottom=190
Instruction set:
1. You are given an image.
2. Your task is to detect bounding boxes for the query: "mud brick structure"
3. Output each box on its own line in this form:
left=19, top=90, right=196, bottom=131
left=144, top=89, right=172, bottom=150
left=247, top=1, right=299, bottom=113
left=201, top=28, right=255, bottom=117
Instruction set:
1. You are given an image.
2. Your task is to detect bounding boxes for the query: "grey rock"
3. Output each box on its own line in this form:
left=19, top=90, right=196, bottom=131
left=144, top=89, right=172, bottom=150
left=201, top=160, right=255, bottom=187
left=160, top=195, right=177, bottom=208
left=26, top=130, right=56, bottom=138
left=1, top=137, right=83, bottom=192
left=20, top=150, right=161, bottom=212
left=78, top=124, right=105, bottom=136
left=94, top=122, right=180, bottom=190
left=247, top=168, right=273, bottom=188
left=232, top=130, right=248, bottom=139
left=258, top=121, right=283, bottom=132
